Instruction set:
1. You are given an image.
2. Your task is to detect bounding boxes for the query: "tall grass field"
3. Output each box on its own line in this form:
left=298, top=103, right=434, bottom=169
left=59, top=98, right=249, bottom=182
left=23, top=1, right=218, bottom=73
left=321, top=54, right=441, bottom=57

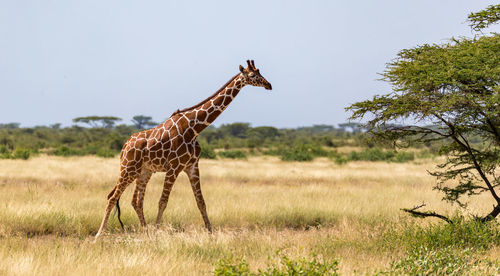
left=0, top=155, right=498, bottom=275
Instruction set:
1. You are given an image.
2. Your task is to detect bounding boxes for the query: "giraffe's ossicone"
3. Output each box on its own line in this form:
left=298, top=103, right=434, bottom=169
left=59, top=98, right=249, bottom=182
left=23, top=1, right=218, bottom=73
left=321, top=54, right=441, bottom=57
left=95, top=60, right=272, bottom=239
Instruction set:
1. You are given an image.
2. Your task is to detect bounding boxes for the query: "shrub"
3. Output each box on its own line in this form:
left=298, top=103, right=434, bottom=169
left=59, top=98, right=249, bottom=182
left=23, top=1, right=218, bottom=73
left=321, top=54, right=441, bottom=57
left=218, top=150, right=247, bottom=160
left=380, top=246, right=497, bottom=275
left=343, top=148, right=415, bottom=163
left=262, top=148, right=281, bottom=156
left=214, top=254, right=339, bottom=276
left=83, top=144, right=101, bottom=155
left=379, top=220, right=500, bottom=275
left=0, top=145, right=11, bottom=159
left=96, top=148, right=117, bottom=158
left=0, top=145, right=9, bottom=154
left=52, top=146, right=84, bottom=157
left=262, top=254, right=339, bottom=276
left=393, top=151, right=415, bottom=163
left=327, top=151, right=347, bottom=165
left=281, top=148, right=314, bottom=161
left=12, top=148, right=31, bottom=160
left=279, top=143, right=327, bottom=162
left=200, top=144, right=217, bottom=159
left=106, top=134, right=126, bottom=151
left=214, top=258, right=251, bottom=275
left=399, top=219, right=500, bottom=250
left=348, top=148, right=395, bottom=162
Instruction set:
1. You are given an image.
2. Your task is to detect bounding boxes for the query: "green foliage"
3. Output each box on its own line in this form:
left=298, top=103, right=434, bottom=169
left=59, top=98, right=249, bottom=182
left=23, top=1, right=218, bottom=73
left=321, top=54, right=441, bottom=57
left=199, top=123, right=354, bottom=150
left=218, top=150, right=247, bottom=160
left=200, top=143, right=217, bottom=159
left=347, top=6, right=500, bottom=220
left=380, top=246, right=498, bottom=275
left=105, top=133, right=127, bottom=151
left=265, top=146, right=417, bottom=164
left=396, top=219, right=500, bottom=251
left=379, top=220, right=500, bottom=275
left=246, top=126, right=280, bottom=148
left=277, top=147, right=313, bottom=162
left=0, top=117, right=382, bottom=162
left=214, top=258, right=251, bottom=275
left=96, top=148, right=117, bottom=158
left=0, top=117, right=430, bottom=165
left=277, top=144, right=327, bottom=162
left=468, top=4, right=500, bottom=31
left=0, top=145, right=10, bottom=158
left=51, top=145, right=117, bottom=158
left=52, top=146, right=84, bottom=157
left=12, top=148, right=31, bottom=160
left=347, top=148, right=414, bottom=163
left=214, top=254, right=339, bottom=276
left=325, top=148, right=415, bottom=164
left=328, top=151, right=348, bottom=165
left=348, top=148, right=394, bottom=162
left=0, top=146, right=33, bottom=159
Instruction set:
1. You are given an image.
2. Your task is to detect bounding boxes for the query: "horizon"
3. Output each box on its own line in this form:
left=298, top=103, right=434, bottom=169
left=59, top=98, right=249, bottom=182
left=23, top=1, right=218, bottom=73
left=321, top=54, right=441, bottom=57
left=0, top=119, right=358, bottom=130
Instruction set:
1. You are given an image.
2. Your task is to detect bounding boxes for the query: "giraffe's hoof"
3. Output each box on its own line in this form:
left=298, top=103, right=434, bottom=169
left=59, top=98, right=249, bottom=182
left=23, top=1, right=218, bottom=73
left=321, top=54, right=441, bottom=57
left=94, top=229, right=107, bottom=241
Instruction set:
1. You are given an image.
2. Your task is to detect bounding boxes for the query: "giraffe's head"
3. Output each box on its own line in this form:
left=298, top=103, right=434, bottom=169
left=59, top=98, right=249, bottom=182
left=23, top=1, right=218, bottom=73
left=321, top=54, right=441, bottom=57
left=239, top=60, right=272, bottom=90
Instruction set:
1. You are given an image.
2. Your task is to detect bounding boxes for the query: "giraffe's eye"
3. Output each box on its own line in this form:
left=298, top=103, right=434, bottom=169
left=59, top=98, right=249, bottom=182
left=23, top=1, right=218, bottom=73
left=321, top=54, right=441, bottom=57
left=248, top=72, right=255, bottom=78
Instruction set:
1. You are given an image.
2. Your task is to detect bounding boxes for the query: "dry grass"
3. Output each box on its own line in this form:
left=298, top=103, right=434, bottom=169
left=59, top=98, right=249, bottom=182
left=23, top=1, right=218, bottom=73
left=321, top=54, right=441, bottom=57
left=0, top=155, right=497, bottom=275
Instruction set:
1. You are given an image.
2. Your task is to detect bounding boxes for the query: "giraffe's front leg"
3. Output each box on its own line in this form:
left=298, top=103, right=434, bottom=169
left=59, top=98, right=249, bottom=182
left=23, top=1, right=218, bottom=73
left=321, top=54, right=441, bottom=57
left=156, top=168, right=181, bottom=225
left=185, top=162, right=212, bottom=233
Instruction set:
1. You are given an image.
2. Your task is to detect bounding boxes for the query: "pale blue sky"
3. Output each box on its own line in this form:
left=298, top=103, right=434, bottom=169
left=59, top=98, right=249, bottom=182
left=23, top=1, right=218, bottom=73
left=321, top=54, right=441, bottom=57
left=1, top=1, right=498, bottom=128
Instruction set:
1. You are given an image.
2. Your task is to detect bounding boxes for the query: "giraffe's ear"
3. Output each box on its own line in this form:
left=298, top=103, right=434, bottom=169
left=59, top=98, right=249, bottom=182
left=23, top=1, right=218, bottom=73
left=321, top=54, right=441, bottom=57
left=239, top=65, right=245, bottom=73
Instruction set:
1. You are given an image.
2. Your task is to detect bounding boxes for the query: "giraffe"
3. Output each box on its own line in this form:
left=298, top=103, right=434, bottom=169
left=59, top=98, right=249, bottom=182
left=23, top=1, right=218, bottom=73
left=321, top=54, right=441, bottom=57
left=95, top=60, right=272, bottom=239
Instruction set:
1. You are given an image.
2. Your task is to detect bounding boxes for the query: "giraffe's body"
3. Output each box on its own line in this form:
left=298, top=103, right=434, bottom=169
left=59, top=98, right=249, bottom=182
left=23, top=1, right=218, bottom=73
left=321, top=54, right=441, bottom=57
left=96, top=60, right=272, bottom=238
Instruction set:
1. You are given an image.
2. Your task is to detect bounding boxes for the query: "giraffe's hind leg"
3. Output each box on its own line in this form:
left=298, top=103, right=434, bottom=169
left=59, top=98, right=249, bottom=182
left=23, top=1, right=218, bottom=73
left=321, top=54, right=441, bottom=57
left=95, top=172, right=137, bottom=239
left=131, top=169, right=153, bottom=227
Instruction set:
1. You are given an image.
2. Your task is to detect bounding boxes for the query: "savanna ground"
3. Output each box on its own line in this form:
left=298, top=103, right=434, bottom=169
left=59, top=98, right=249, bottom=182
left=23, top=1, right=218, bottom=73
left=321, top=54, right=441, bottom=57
left=0, top=155, right=499, bottom=275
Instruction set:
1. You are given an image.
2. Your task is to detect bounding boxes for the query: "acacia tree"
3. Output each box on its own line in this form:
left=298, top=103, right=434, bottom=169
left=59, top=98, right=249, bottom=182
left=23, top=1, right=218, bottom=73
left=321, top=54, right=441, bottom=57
left=131, top=115, right=157, bottom=130
left=73, top=116, right=122, bottom=128
left=347, top=5, right=500, bottom=222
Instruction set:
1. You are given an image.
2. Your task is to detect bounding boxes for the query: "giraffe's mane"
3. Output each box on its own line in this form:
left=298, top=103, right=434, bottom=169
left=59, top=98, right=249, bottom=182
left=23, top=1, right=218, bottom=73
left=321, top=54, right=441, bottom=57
left=172, top=73, right=241, bottom=116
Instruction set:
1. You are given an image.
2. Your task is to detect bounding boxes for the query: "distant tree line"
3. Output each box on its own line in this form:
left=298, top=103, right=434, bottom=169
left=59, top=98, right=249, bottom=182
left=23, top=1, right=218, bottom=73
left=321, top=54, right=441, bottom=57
left=0, top=115, right=408, bottom=160
left=0, top=113, right=451, bottom=163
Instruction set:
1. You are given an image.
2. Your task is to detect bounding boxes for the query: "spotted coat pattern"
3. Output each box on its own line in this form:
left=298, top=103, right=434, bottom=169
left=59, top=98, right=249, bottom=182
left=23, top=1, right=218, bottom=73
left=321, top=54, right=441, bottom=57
left=95, top=60, right=272, bottom=238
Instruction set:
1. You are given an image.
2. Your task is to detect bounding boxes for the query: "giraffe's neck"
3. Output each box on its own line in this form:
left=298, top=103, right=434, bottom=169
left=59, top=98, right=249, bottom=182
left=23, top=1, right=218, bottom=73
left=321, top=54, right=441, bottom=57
left=176, top=74, right=246, bottom=139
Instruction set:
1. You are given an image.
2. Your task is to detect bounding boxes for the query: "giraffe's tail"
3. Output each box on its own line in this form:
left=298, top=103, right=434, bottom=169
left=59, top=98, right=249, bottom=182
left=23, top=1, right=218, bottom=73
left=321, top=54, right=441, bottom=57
left=107, top=186, right=125, bottom=230
left=116, top=199, right=124, bottom=230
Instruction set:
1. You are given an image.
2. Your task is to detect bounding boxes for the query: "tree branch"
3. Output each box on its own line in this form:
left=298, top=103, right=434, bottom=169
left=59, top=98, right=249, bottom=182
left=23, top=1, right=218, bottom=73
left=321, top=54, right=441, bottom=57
left=401, top=203, right=453, bottom=224
left=485, top=117, right=500, bottom=144
left=481, top=204, right=500, bottom=222
left=433, top=113, right=500, bottom=206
